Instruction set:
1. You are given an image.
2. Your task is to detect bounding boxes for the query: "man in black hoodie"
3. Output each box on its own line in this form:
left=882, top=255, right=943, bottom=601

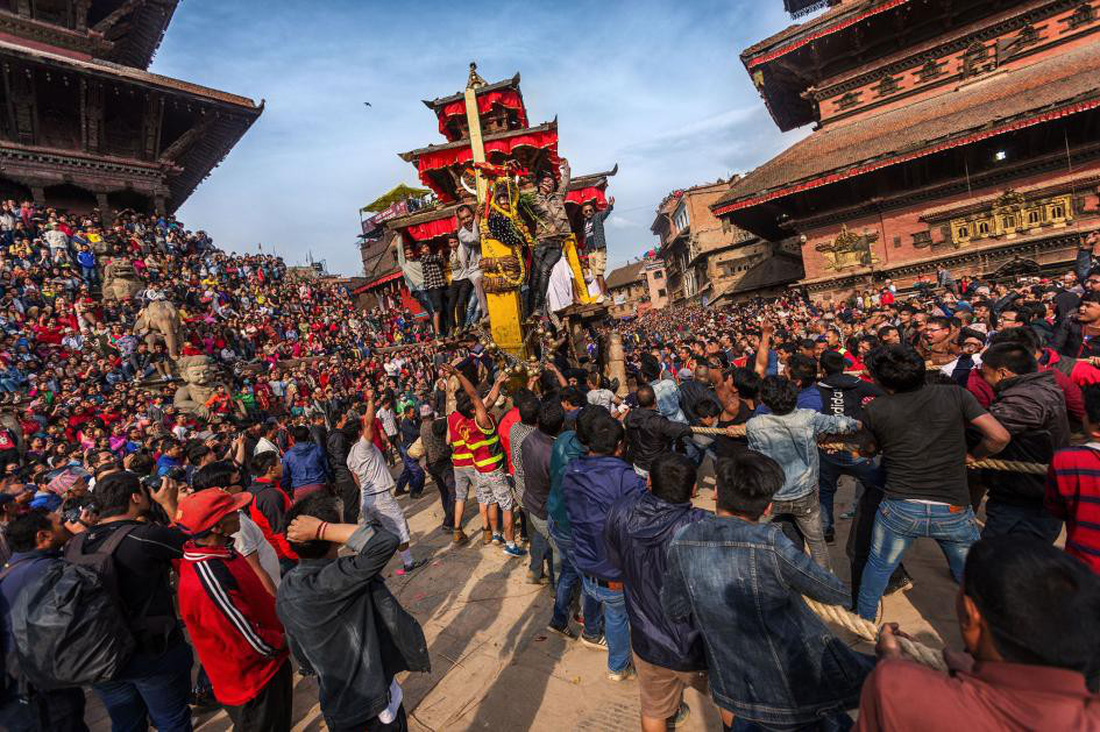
left=326, top=410, right=359, bottom=523
left=605, top=452, right=708, bottom=731
left=816, top=350, right=884, bottom=544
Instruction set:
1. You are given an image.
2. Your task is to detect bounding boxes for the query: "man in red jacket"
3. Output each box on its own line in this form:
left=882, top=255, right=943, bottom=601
left=176, top=488, right=292, bottom=731
left=248, top=450, right=298, bottom=573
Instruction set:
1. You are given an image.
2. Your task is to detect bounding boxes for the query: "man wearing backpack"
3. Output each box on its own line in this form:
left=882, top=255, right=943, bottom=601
left=0, top=509, right=87, bottom=732
left=74, top=471, right=192, bottom=732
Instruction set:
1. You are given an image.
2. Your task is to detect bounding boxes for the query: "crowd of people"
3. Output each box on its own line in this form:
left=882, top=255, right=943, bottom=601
left=0, top=197, right=1097, bottom=732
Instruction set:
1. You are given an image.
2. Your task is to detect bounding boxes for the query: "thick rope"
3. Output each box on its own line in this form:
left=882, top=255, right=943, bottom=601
left=689, top=427, right=1049, bottom=473
left=966, top=458, right=1047, bottom=474
left=801, top=597, right=948, bottom=672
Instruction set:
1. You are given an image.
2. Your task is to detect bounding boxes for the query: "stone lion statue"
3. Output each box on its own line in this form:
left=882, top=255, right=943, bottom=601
left=173, top=355, right=227, bottom=419
left=101, top=258, right=144, bottom=301
left=134, top=300, right=181, bottom=359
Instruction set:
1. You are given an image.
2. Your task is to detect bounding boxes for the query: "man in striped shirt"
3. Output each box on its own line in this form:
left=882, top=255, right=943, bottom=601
left=1046, top=384, right=1100, bottom=575
left=445, top=361, right=526, bottom=557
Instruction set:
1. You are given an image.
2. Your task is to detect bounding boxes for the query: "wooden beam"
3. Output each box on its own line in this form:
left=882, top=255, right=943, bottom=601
left=158, top=112, right=212, bottom=162
left=92, top=0, right=144, bottom=35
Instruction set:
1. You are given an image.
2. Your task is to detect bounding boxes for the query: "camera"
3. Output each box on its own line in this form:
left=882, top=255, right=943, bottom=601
left=61, top=496, right=96, bottom=525
left=142, top=466, right=186, bottom=491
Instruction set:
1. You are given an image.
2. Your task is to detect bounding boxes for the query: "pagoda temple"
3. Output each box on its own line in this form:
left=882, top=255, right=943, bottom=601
left=0, top=1, right=261, bottom=214
left=355, top=68, right=616, bottom=307
left=713, top=0, right=1100, bottom=300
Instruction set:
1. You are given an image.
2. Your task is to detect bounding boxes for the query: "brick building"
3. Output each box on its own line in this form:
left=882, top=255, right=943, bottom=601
left=643, top=260, right=669, bottom=310
left=652, top=181, right=802, bottom=305
left=713, top=0, right=1100, bottom=301
left=606, top=261, right=648, bottom=319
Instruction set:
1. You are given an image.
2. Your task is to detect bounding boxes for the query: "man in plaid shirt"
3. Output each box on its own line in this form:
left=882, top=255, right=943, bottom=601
left=1046, top=384, right=1100, bottom=575
left=418, top=242, right=446, bottom=335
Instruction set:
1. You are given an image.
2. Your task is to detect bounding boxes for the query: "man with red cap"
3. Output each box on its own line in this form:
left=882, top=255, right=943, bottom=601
left=176, top=488, right=292, bottom=731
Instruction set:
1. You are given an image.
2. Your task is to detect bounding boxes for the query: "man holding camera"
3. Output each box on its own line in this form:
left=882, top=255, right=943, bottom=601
left=72, top=471, right=193, bottom=732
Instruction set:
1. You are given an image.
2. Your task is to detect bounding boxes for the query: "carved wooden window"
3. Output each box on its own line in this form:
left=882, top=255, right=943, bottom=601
left=962, top=41, right=995, bottom=76
left=958, top=225, right=970, bottom=239
left=874, top=75, right=900, bottom=98
left=1027, top=209, right=1042, bottom=226
left=1050, top=202, right=1067, bottom=220
left=893, top=236, right=902, bottom=249
left=911, top=231, right=932, bottom=248
left=1067, top=3, right=1095, bottom=30
left=918, top=58, right=945, bottom=81
left=836, top=91, right=862, bottom=110
left=1002, top=214, right=1016, bottom=230
left=977, top=221, right=991, bottom=236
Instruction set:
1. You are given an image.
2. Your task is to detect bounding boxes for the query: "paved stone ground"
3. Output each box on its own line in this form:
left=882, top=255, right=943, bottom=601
left=87, top=469, right=974, bottom=732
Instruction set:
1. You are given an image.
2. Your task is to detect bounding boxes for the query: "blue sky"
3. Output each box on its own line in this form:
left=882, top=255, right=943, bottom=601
left=152, top=0, right=809, bottom=276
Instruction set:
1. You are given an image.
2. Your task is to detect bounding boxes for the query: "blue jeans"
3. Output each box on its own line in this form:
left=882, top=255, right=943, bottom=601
left=94, top=640, right=194, bottom=732
left=581, top=576, right=632, bottom=673
left=396, top=444, right=425, bottom=494
left=857, top=499, right=979, bottom=619
left=549, top=520, right=602, bottom=638
left=526, top=513, right=555, bottom=584
left=817, top=452, right=884, bottom=533
left=982, top=500, right=1062, bottom=543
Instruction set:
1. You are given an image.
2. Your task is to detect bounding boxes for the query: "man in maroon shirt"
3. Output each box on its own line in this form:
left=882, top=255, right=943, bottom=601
left=856, top=536, right=1100, bottom=731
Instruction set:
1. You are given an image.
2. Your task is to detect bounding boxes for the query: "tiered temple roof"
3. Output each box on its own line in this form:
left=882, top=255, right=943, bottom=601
left=0, top=0, right=260, bottom=213
left=741, top=0, right=1042, bottom=131
left=715, top=0, right=1100, bottom=297
left=358, top=69, right=616, bottom=289
left=714, top=39, right=1100, bottom=238
left=386, top=70, right=615, bottom=242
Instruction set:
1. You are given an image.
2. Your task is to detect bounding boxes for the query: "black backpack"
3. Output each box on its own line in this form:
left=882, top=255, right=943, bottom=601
left=8, top=526, right=139, bottom=690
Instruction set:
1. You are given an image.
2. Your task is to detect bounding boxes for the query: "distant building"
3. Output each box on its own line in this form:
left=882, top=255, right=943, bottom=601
left=606, top=261, right=648, bottom=319
left=642, top=260, right=668, bottom=311
left=652, top=181, right=801, bottom=306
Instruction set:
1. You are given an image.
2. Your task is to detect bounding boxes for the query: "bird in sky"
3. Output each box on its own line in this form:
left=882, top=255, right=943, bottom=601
left=363, top=101, right=372, bottom=107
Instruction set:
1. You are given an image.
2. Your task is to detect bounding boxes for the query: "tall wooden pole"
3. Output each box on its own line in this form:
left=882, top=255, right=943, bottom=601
left=464, top=62, right=525, bottom=357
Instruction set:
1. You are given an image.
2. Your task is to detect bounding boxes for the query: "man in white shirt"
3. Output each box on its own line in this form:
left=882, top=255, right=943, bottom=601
left=254, top=418, right=281, bottom=456
left=375, top=399, right=399, bottom=466
left=346, top=395, right=425, bottom=575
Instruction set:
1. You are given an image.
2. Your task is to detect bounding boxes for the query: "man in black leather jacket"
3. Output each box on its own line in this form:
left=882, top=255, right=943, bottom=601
left=277, top=494, right=429, bottom=732
left=624, top=385, right=691, bottom=477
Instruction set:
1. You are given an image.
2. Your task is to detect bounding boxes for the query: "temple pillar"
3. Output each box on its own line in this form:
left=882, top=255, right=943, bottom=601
left=154, top=195, right=166, bottom=216
left=30, top=185, right=44, bottom=205
left=95, top=191, right=109, bottom=215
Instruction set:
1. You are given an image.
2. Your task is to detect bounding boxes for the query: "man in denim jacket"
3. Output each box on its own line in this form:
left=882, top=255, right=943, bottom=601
left=661, top=451, right=873, bottom=731
left=746, top=376, right=859, bottom=570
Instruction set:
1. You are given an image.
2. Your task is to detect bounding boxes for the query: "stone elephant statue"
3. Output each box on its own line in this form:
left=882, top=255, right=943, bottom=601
left=101, top=258, right=144, bottom=301
left=134, top=300, right=181, bottom=359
